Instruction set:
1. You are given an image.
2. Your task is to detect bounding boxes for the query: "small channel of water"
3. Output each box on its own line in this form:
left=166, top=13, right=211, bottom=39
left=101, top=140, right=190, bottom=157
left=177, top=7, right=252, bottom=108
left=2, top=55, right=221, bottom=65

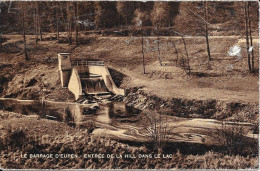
left=0, top=98, right=142, bottom=130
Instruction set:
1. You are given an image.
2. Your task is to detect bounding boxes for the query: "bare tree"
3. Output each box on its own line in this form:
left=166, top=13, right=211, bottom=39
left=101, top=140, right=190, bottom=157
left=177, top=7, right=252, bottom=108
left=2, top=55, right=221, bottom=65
left=66, top=2, right=73, bottom=45
left=141, top=26, right=146, bottom=74
left=56, top=2, right=60, bottom=41
left=182, top=36, right=190, bottom=74
left=21, top=4, right=28, bottom=60
left=173, top=43, right=179, bottom=67
left=0, top=31, right=2, bottom=50
left=151, top=2, right=173, bottom=66
left=204, top=1, right=211, bottom=61
left=143, top=111, right=169, bottom=153
left=75, top=2, right=79, bottom=46
left=0, top=3, right=2, bottom=50
left=244, top=2, right=251, bottom=72
left=37, top=3, right=42, bottom=41
left=34, top=2, right=39, bottom=45
left=167, top=40, right=179, bottom=67
left=156, top=27, right=162, bottom=66
left=132, top=9, right=149, bottom=74
left=247, top=2, right=255, bottom=72
left=0, top=22, right=2, bottom=50
left=174, top=2, right=212, bottom=63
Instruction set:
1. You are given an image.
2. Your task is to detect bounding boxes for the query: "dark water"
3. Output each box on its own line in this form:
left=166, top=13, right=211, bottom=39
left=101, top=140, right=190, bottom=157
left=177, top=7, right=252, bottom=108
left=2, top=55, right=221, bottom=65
left=0, top=98, right=142, bottom=127
left=82, top=102, right=141, bottom=124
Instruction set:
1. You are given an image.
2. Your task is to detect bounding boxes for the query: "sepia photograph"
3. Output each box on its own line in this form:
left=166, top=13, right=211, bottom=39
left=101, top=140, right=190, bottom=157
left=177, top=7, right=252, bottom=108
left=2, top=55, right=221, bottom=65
left=0, top=0, right=259, bottom=169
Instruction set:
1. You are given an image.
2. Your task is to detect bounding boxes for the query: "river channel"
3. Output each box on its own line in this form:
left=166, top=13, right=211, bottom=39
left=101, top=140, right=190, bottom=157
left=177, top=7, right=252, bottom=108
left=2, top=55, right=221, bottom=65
left=0, top=98, right=257, bottom=146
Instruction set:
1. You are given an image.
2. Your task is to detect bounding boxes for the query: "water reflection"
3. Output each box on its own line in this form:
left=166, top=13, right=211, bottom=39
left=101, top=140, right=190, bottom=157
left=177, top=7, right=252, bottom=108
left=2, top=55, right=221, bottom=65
left=0, top=99, right=141, bottom=128
left=81, top=102, right=141, bottom=125
left=96, top=106, right=111, bottom=123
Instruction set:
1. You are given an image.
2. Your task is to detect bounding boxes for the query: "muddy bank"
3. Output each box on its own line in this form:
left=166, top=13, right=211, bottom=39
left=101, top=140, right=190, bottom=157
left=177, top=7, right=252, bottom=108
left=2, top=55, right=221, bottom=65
left=124, top=87, right=259, bottom=124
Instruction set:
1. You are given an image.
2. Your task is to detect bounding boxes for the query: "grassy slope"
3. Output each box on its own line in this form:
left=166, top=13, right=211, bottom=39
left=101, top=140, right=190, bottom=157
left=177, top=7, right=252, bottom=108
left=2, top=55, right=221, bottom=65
left=1, top=34, right=258, bottom=104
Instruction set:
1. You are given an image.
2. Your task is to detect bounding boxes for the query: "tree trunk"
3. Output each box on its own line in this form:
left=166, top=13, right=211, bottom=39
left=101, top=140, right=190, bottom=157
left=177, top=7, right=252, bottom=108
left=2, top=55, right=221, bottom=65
left=0, top=22, right=2, bottom=50
left=67, top=2, right=72, bottom=45
left=56, top=5, right=59, bottom=41
left=248, top=3, right=254, bottom=72
left=182, top=36, right=190, bottom=74
left=204, top=1, right=211, bottom=61
left=171, top=42, right=179, bottom=67
left=141, top=26, right=146, bottom=74
left=68, top=19, right=72, bottom=45
left=157, top=28, right=162, bottom=66
left=75, top=2, right=79, bottom=46
left=22, top=8, right=28, bottom=61
left=0, top=32, right=2, bottom=50
left=38, top=7, right=42, bottom=41
left=244, top=2, right=251, bottom=72
left=34, top=8, right=36, bottom=37
left=35, top=3, right=38, bottom=45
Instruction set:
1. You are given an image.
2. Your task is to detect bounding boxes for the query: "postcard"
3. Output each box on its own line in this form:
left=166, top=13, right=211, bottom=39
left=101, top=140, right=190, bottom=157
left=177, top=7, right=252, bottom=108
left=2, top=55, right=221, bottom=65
left=0, top=0, right=259, bottom=169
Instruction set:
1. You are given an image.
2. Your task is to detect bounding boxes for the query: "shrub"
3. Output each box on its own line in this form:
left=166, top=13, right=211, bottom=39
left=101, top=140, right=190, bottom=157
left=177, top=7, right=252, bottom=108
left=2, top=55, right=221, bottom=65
left=215, top=121, right=256, bottom=155
left=64, top=107, right=74, bottom=124
left=142, top=110, right=169, bottom=153
left=3, top=126, right=27, bottom=149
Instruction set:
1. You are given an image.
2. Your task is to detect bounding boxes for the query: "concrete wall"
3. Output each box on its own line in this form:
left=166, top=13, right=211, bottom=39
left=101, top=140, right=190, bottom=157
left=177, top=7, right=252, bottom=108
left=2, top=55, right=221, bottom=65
left=88, top=66, right=125, bottom=96
left=60, top=70, right=71, bottom=87
left=75, top=64, right=90, bottom=74
left=58, top=53, right=72, bottom=87
left=58, top=53, right=71, bottom=71
left=68, top=68, right=83, bottom=100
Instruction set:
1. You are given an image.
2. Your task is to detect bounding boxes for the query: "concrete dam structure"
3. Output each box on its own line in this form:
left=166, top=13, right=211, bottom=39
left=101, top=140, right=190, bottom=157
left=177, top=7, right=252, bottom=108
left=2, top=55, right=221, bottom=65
left=58, top=53, right=125, bottom=100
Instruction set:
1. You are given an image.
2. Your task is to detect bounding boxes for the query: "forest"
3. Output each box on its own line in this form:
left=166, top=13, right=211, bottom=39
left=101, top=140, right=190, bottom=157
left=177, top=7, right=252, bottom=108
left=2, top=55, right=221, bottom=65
left=0, top=1, right=258, bottom=35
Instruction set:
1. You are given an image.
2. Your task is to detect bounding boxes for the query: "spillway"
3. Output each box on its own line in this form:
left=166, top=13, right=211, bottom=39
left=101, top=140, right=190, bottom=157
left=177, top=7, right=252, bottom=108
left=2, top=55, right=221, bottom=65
left=58, top=53, right=124, bottom=100
left=81, top=76, right=108, bottom=94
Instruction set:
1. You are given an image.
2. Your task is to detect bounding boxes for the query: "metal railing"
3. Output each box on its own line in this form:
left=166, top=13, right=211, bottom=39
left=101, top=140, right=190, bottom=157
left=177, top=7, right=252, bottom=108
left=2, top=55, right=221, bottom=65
left=71, top=58, right=104, bottom=66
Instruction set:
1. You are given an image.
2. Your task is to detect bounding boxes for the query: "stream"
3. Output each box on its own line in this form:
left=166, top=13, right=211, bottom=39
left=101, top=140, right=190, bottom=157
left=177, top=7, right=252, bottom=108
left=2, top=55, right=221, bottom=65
left=0, top=98, right=257, bottom=146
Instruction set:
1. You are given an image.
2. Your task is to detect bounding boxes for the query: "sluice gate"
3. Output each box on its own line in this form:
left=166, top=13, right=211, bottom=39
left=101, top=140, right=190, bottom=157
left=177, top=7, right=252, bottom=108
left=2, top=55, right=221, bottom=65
left=58, top=53, right=124, bottom=100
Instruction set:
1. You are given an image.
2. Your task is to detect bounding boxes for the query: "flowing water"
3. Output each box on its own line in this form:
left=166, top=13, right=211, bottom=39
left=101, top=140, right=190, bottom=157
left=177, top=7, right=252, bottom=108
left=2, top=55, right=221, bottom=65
left=0, top=98, right=256, bottom=146
left=81, top=77, right=108, bottom=94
